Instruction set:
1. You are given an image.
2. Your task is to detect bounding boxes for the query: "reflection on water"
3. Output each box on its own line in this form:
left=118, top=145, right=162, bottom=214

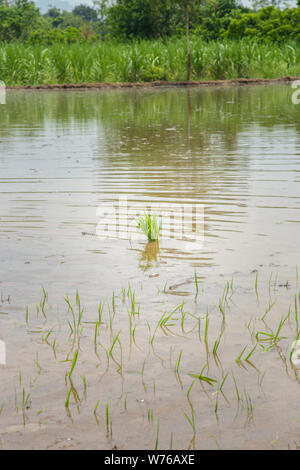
left=0, top=85, right=300, bottom=308
left=137, top=240, right=160, bottom=272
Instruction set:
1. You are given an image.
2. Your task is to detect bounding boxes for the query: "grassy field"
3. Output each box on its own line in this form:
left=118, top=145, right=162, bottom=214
left=1, top=37, right=300, bottom=86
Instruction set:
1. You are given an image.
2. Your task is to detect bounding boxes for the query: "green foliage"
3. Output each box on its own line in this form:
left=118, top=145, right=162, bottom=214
left=0, top=0, right=299, bottom=44
left=224, top=6, right=300, bottom=42
left=137, top=213, right=161, bottom=241
left=28, top=26, right=92, bottom=44
left=105, top=0, right=177, bottom=39
left=1, top=38, right=300, bottom=86
left=72, top=4, right=98, bottom=22
left=0, top=0, right=40, bottom=41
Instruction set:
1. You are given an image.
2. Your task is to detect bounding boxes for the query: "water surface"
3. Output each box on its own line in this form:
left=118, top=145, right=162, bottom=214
left=0, top=85, right=300, bottom=450
left=1, top=85, right=300, bottom=307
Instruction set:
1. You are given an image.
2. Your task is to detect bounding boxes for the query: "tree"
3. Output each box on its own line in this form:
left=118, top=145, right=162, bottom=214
left=72, top=4, right=98, bottom=22
left=104, top=0, right=176, bottom=39
left=46, top=7, right=61, bottom=18
left=184, top=1, right=191, bottom=81
left=0, top=0, right=40, bottom=40
left=176, top=1, right=198, bottom=81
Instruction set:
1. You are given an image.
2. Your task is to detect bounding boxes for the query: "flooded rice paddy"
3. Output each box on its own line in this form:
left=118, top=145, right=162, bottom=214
left=0, top=84, right=300, bottom=449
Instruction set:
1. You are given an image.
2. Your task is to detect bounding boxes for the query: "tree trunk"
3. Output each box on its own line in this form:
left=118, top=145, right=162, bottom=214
left=185, top=3, right=191, bottom=82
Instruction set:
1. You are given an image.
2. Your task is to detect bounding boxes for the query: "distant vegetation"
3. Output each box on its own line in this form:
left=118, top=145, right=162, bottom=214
left=1, top=0, right=300, bottom=43
left=1, top=39, right=299, bottom=85
left=0, top=0, right=300, bottom=85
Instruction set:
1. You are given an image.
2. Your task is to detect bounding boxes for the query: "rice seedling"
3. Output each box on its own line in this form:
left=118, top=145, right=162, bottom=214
left=98, top=342, right=110, bottom=377
left=295, top=294, right=299, bottom=333
left=124, top=393, right=128, bottom=411
left=127, top=311, right=133, bottom=345
left=214, top=392, right=219, bottom=418
left=65, top=387, right=72, bottom=408
left=219, top=301, right=226, bottom=332
left=129, top=289, right=138, bottom=315
left=221, top=282, right=230, bottom=306
left=255, top=272, right=259, bottom=300
left=160, top=307, right=180, bottom=333
left=22, top=388, right=31, bottom=412
left=170, top=432, right=174, bottom=450
left=246, top=315, right=256, bottom=339
left=197, top=316, right=201, bottom=342
left=229, top=276, right=235, bottom=300
left=212, top=336, right=222, bottom=367
left=258, top=370, right=267, bottom=389
left=147, top=407, right=154, bottom=424
left=51, top=338, right=57, bottom=359
left=260, top=300, right=276, bottom=321
left=33, top=354, right=43, bottom=375
left=243, top=390, right=254, bottom=423
left=179, top=302, right=187, bottom=333
left=256, top=315, right=288, bottom=350
left=75, top=290, right=84, bottom=330
left=235, top=345, right=247, bottom=363
left=174, top=349, right=183, bottom=376
left=94, top=400, right=100, bottom=415
left=109, top=330, right=123, bottom=374
left=231, top=371, right=241, bottom=406
left=140, top=359, right=147, bottom=391
left=108, top=306, right=115, bottom=333
left=186, top=379, right=195, bottom=408
left=290, top=332, right=300, bottom=368
left=204, top=310, right=209, bottom=345
left=44, top=328, right=53, bottom=345
left=194, top=270, right=198, bottom=297
left=218, top=372, right=229, bottom=394
left=188, top=365, right=217, bottom=387
left=64, top=296, right=77, bottom=336
left=150, top=315, right=163, bottom=345
left=137, top=213, right=161, bottom=241
left=244, top=344, right=257, bottom=362
left=68, top=349, right=78, bottom=379
left=129, top=321, right=141, bottom=352
left=94, top=321, right=99, bottom=351
left=155, top=420, right=160, bottom=450
left=81, top=376, right=87, bottom=399
left=105, top=401, right=110, bottom=437
left=98, top=302, right=104, bottom=327
left=40, top=286, right=47, bottom=320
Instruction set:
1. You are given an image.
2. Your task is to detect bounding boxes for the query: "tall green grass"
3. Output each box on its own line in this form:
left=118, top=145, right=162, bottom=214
left=0, top=38, right=300, bottom=86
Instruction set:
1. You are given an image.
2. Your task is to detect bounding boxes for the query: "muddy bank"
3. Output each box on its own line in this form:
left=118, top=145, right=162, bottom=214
left=6, top=76, right=300, bottom=90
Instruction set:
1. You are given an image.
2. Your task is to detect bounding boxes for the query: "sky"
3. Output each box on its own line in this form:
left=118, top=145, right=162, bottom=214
left=34, top=0, right=297, bottom=14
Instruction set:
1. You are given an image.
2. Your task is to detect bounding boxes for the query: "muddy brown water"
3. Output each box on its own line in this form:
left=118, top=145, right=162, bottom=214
left=0, top=85, right=300, bottom=449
